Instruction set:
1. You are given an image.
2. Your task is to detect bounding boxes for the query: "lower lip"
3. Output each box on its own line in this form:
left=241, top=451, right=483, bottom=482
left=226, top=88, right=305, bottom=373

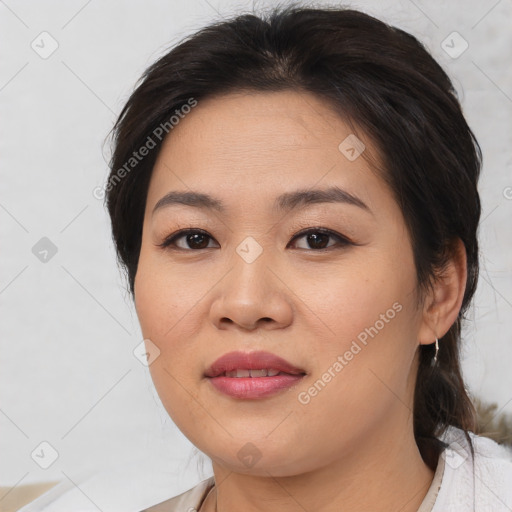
left=207, top=374, right=305, bottom=399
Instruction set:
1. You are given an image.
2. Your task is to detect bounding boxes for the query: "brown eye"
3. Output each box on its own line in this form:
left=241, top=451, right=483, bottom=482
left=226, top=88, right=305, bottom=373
left=288, top=228, right=352, bottom=250
left=158, top=229, right=218, bottom=250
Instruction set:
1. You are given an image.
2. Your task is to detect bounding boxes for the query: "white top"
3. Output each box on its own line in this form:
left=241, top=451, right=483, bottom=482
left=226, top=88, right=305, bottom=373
left=19, top=426, right=512, bottom=512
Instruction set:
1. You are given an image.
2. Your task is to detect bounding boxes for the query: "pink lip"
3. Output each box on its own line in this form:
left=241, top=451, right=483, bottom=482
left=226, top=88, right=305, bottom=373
left=204, top=350, right=305, bottom=377
left=204, top=350, right=306, bottom=399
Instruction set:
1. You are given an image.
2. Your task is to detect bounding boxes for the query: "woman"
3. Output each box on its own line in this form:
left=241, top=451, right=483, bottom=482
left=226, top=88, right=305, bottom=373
left=20, top=4, right=512, bottom=512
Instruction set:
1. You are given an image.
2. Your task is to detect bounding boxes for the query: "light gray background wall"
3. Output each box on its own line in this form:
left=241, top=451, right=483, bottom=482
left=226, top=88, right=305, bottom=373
left=1, top=0, right=511, bottom=496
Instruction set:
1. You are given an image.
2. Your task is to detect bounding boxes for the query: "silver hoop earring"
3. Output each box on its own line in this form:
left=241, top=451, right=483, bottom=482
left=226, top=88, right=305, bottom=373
left=432, top=337, right=439, bottom=366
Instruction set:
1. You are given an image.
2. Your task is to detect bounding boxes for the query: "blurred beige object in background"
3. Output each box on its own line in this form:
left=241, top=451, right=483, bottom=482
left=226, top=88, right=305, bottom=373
left=0, top=482, right=59, bottom=512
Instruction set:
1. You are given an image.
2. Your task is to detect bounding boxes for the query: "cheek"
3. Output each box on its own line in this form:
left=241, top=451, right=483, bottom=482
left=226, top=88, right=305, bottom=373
left=311, top=255, right=411, bottom=342
left=300, top=252, right=419, bottom=397
left=134, top=264, right=168, bottom=341
left=133, top=251, right=211, bottom=395
left=134, top=260, right=203, bottom=422
left=134, top=249, right=199, bottom=340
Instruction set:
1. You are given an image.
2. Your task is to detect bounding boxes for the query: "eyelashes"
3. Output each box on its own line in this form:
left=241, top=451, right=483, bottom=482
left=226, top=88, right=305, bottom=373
left=156, top=227, right=354, bottom=252
left=158, top=228, right=215, bottom=251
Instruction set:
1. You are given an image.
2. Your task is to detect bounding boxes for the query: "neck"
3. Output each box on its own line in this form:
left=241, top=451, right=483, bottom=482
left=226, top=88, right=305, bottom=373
left=204, top=417, right=435, bottom=512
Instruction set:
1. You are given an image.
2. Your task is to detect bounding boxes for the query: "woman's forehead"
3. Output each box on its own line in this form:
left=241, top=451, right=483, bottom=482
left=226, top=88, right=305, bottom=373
left=149, top=90, right=381, bottom=200
left=170, top=90, right=353, bottom=142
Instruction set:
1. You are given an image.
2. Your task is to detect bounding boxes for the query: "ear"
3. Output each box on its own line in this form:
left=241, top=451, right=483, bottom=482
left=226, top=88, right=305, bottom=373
left=418, top=238, right=467, bottom=346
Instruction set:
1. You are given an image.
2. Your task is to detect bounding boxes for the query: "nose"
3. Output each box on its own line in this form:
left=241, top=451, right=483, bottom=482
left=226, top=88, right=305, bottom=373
left=208, top=248, right=294, bottom=332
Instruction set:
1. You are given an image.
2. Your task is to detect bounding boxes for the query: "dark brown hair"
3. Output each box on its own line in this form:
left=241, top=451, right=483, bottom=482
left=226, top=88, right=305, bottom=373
left=105, top=4, right=481, bottom=469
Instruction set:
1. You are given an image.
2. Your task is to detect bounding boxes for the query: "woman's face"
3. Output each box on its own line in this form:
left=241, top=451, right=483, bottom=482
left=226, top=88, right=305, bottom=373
left=134, top=91, right=429, bottom=476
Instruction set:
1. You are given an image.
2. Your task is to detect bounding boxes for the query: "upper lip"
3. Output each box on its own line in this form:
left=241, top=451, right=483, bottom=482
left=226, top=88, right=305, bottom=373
left=204, top=350, right=306, bottom=378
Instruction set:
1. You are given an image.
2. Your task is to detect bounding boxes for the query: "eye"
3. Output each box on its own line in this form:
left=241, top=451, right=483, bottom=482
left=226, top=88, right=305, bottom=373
left=287, top=228, right=353, bottom=251
left=158, top=227, right=352, bottom=252
left=157, top=229, right=218, bottom=250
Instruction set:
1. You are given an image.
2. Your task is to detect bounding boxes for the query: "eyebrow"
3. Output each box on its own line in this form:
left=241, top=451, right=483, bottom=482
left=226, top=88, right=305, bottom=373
left=152, top=186, right=371, bottom=216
